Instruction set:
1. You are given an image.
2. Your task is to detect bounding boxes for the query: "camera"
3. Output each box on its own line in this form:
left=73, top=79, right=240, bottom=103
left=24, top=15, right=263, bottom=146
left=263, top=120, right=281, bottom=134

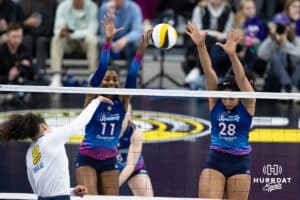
left=67, top=27, right=74, bottom=33
left=275, top=23, right=286, bottom=35
left=17, top=64, right=33, bottom=84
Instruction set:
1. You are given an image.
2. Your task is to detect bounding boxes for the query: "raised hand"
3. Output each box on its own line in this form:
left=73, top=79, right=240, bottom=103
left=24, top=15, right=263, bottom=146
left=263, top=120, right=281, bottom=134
left=97, top=96, right=114, bottom=105
left=103, top=12, right=123, bottom=42
left=137, top=27, right=153, bottom=54
left=216, top=29, right=240, bottom=56
left=185, top=22, right=207, bottom=47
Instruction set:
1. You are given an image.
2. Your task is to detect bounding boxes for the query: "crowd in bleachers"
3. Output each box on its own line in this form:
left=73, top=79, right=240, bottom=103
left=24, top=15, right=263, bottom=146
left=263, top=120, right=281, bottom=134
left=183, top=0, right=300, bottom=93
left=0, top=0, right=299, bottom=93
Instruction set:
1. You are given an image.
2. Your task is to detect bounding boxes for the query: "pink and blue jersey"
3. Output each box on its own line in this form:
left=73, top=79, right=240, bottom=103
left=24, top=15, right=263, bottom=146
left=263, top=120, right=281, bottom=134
left=80, top=42, right=143, bottom=160
left=79, top=96, right=126, bottom=160
left=117, top=124, right=144, bottom=172
left=210, top=99, right=253, bottom=155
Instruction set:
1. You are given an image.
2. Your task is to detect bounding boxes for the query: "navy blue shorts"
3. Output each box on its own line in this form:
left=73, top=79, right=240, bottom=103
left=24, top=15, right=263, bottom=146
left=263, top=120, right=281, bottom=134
left=75, top=153, right=118, bottom=174
left=127, top=165, right=148, bottom=181
left=38, top=195, right=70, bottom=200
left=205, top=149, right=250, bottom=178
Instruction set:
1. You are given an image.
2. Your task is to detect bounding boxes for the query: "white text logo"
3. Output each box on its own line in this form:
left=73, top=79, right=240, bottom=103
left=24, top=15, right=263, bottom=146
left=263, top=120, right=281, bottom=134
left=253, top=164, right=292, bottom=192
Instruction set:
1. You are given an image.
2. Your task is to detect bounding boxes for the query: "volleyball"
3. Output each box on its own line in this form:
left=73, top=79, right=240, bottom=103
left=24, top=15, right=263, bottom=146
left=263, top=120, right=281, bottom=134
left=151, top=23, right=178, bottom=49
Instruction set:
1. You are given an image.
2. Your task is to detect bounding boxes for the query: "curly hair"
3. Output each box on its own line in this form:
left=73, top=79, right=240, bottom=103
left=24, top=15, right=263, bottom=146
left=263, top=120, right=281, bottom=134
left=0, top=113, right=45, bottom=142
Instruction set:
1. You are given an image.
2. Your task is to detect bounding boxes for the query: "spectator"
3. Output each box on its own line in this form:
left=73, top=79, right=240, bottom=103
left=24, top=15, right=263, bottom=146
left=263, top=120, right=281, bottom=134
left=257, top=13, right=300, bottom=92
left=0, top=23, right=34, bottom=85
left=184, top=0, right=234, bottom=89
left=0, top=0, right=24, bottom=43
left=50, top=0, right=99, bottom=87
left=99, top=0, right=143, bottom=63
left=284, top=0, right=300, bottom=36
left=192, top=0, right=234, bottom=47
left=235, top=0, right=266, bottom=41
left=19, top=0, right=57, bottom=78
left=234, top=0, right=268, bottom=77
left=234, top=0, right=266, bottom=68
left=231, top=0, right=284, bottom=21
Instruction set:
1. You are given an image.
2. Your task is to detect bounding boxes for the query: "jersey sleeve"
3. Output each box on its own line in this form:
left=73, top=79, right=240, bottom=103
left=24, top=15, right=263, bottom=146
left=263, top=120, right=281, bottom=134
left=69, top=188, right=74, bottom=196
left=46, top=99, right=100, bottom=144
left=125, top=53, right=143, bottom=88
left=26, top=163, right=36, bottom=193
left=89, top=42, right=111, bottom=87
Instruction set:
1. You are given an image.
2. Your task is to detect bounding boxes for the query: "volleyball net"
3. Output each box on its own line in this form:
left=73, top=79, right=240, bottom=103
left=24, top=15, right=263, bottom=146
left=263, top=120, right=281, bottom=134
left=0, top=85, right=300, bottom=200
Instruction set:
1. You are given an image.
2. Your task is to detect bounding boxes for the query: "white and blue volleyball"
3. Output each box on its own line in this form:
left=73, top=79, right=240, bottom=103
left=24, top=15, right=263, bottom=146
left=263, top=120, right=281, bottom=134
left=151, top=23, right=178, bottom=49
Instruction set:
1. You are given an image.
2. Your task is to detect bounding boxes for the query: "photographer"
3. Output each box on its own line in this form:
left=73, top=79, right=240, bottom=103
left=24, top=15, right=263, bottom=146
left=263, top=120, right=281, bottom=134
left=0, top=22, right=33, bottom=84
left=257, top=13, right=300, bottom=92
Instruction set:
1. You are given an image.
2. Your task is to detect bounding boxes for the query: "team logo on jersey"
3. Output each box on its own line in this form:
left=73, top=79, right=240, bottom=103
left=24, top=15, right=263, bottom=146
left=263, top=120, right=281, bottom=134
left=217, top=112, right=240, bottom=123
left=98, top=113, right=120, bottom=122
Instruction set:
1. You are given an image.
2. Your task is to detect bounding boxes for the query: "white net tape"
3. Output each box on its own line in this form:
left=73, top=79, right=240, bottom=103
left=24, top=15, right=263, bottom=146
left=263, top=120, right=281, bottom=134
left=1, top=84, right=300, bottom=100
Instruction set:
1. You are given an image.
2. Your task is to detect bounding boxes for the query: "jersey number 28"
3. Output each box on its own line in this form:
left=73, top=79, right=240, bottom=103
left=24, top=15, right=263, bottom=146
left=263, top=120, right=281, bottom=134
left=219, top=122, right=236, bottom=136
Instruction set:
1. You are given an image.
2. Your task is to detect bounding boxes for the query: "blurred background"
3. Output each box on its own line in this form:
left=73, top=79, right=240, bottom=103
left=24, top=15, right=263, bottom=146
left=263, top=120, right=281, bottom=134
left=0, top=0, right=299, bottom=99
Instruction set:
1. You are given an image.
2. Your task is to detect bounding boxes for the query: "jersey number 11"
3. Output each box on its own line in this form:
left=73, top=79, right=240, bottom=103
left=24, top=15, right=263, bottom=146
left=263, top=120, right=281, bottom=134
left=101, top=122, right=115, bottom=136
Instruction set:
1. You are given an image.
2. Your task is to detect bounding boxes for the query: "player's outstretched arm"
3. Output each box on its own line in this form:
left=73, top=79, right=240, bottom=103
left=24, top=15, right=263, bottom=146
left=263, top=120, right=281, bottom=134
left=49, top=96, right=113, bottom=144
left=216, top=30, right=254, bottom=92
left=125, top=28, right=153, bottom=89
left=90, top=12, right=124, bottom=87
left=216, top=29, right=256, bottom=114
left=185, top=22, right=218, bottom=109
